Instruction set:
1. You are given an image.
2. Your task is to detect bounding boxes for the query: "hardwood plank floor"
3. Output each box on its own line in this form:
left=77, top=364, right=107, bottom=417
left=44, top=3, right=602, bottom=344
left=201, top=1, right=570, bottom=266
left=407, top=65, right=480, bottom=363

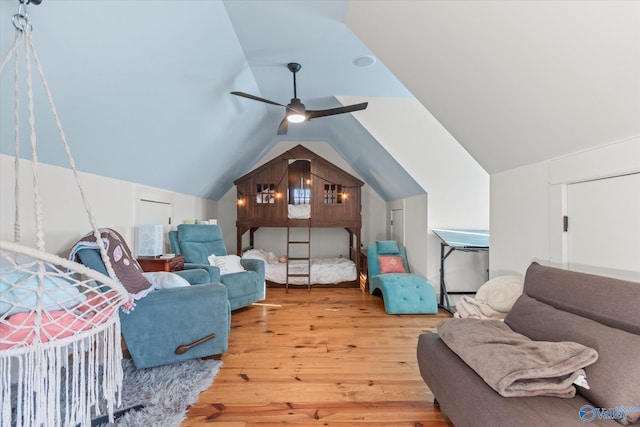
left=183, top=287, right=453, bottom=426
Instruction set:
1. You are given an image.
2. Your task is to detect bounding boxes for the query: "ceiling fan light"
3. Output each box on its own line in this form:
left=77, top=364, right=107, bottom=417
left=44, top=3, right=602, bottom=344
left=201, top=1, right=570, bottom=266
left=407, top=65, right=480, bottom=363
left=287, top=113, right=306, bottom=123
left=286, top=98, right=306, bottom=123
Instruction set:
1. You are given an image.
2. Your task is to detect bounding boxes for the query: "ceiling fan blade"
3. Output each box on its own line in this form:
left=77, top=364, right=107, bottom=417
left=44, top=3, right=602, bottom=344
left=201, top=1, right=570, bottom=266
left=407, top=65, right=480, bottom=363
left=277, top=116, right=289, bottom=135
left=231, top=91, right=284, bottom=107
left=306, top=102, right=368, bottom=120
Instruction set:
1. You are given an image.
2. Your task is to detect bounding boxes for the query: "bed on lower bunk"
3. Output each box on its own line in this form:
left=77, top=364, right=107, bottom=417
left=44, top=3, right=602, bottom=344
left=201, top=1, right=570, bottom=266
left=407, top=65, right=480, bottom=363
left=243, top=249, right=357, bottom=287
left=234, top=145, right=363, bottom=289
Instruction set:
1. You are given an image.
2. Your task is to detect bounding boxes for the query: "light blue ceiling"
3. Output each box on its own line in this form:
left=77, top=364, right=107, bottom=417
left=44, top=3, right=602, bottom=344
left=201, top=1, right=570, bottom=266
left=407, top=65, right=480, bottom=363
left=0, top=0, right=422, bottom=202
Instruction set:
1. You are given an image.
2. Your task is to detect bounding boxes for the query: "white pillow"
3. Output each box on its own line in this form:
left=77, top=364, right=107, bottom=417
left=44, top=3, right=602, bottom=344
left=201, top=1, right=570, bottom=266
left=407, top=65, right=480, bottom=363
left=207, top=254, right=245, bottom=275
left=142, top=272, right=191, bottom=289
left=243, top=249, right=279, bottom=265
left=475, top=274, right=524, bottom=313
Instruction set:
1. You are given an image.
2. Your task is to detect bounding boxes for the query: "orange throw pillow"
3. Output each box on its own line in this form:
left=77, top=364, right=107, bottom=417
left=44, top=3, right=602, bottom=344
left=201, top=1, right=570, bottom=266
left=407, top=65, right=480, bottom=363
left=378, top=256, right=406, bottom=273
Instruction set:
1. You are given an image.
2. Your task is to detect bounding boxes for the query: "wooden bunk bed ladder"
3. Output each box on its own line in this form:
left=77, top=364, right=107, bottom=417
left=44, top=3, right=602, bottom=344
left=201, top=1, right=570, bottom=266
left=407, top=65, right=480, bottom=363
left=286, top=221, right=311, bottom=292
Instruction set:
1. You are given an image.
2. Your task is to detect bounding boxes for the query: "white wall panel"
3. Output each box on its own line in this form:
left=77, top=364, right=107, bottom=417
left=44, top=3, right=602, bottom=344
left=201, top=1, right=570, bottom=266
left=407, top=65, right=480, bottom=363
left=491, top=138, right=640, bottom=280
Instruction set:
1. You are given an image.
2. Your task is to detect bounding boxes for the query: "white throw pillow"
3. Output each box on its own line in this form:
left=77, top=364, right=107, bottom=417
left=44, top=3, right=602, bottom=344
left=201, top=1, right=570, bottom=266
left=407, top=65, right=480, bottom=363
left=208, top=254, right=245, bottom=275
left=142, top=272, right=191, bottom=289
left=475, top=274, right=524, bottom=313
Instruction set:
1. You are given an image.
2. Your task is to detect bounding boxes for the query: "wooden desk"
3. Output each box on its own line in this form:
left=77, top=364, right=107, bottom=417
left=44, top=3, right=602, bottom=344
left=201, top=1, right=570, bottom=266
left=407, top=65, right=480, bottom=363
left=137, top=255, right=185, bottom=272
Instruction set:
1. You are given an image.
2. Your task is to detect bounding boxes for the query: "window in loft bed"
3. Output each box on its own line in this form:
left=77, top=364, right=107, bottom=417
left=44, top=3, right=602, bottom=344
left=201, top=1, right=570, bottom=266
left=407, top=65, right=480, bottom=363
left=257, top=183, right=275, bottom=204
left=288, top=159, right=311, bottom=205
left=293, top=188, right=311, bottom=204
left=324, top=184, right=343, bottom=204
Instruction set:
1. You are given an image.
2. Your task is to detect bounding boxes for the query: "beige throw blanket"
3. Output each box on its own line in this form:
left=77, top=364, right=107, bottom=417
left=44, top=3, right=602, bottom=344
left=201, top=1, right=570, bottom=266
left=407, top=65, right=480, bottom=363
left=438, top=318, right=598, bottom=398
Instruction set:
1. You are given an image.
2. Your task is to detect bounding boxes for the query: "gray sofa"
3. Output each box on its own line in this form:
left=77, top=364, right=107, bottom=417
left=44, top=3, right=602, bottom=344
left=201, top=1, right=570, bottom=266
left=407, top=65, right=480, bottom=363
left=417, top=262, right=640, bottom=426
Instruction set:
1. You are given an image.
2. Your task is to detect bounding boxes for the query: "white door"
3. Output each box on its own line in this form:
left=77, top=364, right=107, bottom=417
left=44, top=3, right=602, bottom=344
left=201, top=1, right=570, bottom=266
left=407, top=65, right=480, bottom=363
left=137, top=199, right=173, bottom=254
left=391, top=208, right=404, bottom=245
left=567, top=173, right=640, bottom=281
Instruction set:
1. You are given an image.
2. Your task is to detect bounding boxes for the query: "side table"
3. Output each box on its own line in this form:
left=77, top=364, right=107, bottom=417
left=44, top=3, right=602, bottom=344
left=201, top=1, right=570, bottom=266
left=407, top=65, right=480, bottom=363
left=137, top=255, right=185, bottom=272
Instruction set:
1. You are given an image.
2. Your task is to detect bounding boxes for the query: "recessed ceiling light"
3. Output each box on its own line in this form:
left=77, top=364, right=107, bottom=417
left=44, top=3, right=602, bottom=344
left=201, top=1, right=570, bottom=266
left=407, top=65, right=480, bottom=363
left=352, top=56, right=376, bottom=67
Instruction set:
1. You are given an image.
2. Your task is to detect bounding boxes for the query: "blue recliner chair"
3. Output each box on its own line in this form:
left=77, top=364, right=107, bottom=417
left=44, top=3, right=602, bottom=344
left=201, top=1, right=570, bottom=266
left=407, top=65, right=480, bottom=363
left=169, top=224, right=265, bottom=311
left=368, top=240, right=438, bottom=314
left=74, top=241, right=230, bottom=369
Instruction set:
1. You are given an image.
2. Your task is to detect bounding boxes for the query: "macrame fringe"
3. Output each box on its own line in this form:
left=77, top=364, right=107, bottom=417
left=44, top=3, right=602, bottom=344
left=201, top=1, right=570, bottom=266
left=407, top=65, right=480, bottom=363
left=0, top=12, right=130, bottom=427
left=1, top=318, right=123, bottom=427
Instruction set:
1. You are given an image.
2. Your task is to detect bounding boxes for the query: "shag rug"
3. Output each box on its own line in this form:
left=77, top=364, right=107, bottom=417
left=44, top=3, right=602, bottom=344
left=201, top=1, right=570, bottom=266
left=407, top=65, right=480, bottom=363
left=96, top=358, right=222, bottom=427
left=10, top=358, right=221, bottom=426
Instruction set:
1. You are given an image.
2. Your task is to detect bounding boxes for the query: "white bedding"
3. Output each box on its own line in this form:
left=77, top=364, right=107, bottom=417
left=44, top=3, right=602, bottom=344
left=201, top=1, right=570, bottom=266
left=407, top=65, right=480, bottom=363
left=288, top=204, right=311, bottom=219
left=243, top=249, right=356, bottom=285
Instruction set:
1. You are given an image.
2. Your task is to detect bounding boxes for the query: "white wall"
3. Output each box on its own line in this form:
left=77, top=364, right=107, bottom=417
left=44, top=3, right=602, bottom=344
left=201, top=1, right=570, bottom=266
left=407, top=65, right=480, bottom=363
left=491, top=136, right=640, bottom=278
left=386, top=194, right=429, bottom=280
left=217, top=141, right=387, bottom=257
left=0, top=154, right=217, bottom=257
left=490, top=161, right=550, bottom=276
left=339, top=96, right=490, bottom=294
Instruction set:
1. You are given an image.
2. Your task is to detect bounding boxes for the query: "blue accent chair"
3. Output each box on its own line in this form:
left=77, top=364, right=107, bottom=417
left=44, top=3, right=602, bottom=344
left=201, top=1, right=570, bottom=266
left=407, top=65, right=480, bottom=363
left=368, top=241, right=438, bottom=314
left=169, top=224, right=265, bottom=311
left=75, top=247, right=230, bottom=369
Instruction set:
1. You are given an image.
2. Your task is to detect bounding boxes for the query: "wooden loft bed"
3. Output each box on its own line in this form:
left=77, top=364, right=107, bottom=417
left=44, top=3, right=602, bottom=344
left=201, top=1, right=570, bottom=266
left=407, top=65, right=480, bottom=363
left=234, top=144, right=364, bottom=287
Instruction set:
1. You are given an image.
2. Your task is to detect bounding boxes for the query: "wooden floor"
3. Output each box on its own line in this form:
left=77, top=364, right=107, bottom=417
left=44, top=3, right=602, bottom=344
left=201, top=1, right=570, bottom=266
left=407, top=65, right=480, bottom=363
left=182, top=287, right=453, bottom=426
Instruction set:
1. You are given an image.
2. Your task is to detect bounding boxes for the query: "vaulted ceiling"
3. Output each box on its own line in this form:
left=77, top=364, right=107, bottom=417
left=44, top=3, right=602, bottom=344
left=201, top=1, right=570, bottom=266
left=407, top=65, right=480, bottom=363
left=346, top=1, right=640, bottom=174
left=1, top=1, right=637, bottom=201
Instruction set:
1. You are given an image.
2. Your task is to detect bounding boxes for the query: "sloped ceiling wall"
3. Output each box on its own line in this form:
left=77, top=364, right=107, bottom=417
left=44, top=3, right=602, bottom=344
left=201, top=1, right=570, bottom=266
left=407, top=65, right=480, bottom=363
left=346, top=1, right=640, bottom=173
left=0, top=0, right=428, bottom=203
left=3, top=1, right=626, bottom=205
left=0, top=0, right=274, bottom=199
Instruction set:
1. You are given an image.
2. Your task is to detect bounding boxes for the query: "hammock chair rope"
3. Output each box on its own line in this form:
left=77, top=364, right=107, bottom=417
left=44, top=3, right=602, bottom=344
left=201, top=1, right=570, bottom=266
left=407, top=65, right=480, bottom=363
left=0, top=4, right=130, bottom=426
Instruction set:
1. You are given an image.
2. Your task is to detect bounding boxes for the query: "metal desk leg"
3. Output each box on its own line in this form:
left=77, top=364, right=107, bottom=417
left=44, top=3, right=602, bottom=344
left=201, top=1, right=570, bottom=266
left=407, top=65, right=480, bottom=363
left=439, top=244, right=454, bottom=314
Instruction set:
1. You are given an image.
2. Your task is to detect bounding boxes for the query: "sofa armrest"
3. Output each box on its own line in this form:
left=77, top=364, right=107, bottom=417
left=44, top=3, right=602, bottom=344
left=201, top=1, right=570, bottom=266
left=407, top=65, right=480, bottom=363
left=183, top=263, right=221, bottom=283
left=240, top=258, right=265, bottom=281
left=121, top=283, right=230, bottom=368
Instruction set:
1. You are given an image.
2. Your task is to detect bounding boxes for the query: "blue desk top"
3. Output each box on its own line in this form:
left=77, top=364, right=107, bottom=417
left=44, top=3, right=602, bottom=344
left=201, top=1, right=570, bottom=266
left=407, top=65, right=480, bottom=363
left=432, top=228, right=489, bottom=248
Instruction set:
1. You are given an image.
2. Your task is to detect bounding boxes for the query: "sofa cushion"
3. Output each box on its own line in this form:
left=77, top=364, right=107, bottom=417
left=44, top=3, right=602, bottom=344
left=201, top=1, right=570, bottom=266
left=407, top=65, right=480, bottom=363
left=522, top=262, right=640, bottom=335
left=370, top=273, right=437, bottom=314
left=376, top=240, right=400, bottom=255
left=378, top=256, right=407, bottom=274
left=0, top=269, right=86, bottom=316
left=417, top=333, right=616, bottom=427
left=176, top=224, right=228, bottom=263
left=505, top=294, right=640, bottom=425
left=177, top=242, right=210, bottom=265
left=368, top=244, right=409, bottom=277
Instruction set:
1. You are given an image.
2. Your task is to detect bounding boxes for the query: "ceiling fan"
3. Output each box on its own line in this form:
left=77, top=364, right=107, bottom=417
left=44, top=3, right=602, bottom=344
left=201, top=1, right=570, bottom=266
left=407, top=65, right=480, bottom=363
left=231, top=62, right=368, bottom=135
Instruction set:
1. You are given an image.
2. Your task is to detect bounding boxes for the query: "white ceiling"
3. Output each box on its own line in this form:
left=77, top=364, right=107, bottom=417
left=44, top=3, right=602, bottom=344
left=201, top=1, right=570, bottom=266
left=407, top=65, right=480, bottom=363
left=346, top=0, right=640, bottom=173
left=0, top=0, right=637, bottom=200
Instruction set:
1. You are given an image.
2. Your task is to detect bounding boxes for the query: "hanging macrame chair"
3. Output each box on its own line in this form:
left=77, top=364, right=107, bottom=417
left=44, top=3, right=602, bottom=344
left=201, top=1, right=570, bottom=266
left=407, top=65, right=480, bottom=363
left=0, top=2, right=130, bottom=426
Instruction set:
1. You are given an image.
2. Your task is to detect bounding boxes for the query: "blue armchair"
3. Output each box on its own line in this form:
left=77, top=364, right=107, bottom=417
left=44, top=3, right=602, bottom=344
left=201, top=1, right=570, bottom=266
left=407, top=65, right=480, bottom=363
left=74, top=244, right=230, bottom=369
left=169, top=224, right=265, bottom=311
left=367, top=240, right=438, bottom=314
